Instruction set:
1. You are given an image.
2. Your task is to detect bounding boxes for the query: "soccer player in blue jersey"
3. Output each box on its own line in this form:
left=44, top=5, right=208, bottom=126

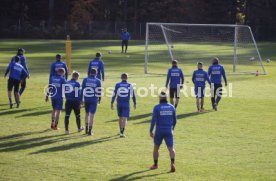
left=10, top=48, right=30, bottom=95
left=149, top=91, right=177, bottom=172
left=121, top=28, right=130, bottom=53
left=49, top=54, right=68, bottom=82
left=81, top=68, right=102, bottom=136
left=87, top=52, right=104, bottom=104
left=4, top=56, right=28, bottom=108
left=64, top=71, right=84, bottom=135
left=208, top=57, right=227, bottom=111
left=111, top=73, right=136, bottom=138
left=45, top=68, right=67, bottom=130
left=165, top=60, right=184, bottom=108
left=192, top=62, right=211, bottom=112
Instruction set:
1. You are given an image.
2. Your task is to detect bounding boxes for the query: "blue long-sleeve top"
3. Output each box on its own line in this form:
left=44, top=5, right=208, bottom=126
left=192, top=69, right=211, bottom=87
left=49, top=60, right=68, bottom=82
left=208, top=64, right=227, bottom=84
left=5, top=62, right=28, bottom=80
left=121, top=32, right=130, bottom=41
left=150, top=101, right=176, bottom=133
left=87, top=58, right=105, bottom=81
left=65, top=79, right=81, bottom=102
left=11, top=55, right=29, bottom=75
left=166, top=67, right=184, bottom=88
left=48, top=75, right=67, bottom=100
left=81, top=75, right=102, bottom=103
left=111, top=80, right=136, bottom=105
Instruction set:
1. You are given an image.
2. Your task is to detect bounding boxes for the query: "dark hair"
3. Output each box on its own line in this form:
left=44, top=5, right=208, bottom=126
left=172, top=60, right=178, bottom=65
left=197, top=62, right=203, bottom=66
left=56, top=54, right=62, bottom=59
left=58, top=68, right=65, bottom=74
left=212, top=57, right=219, bottom=64
left=121, top=73, right=128, bottom=79
left=14, top=56, right=20, bottom=62
left=91, top=68, right=97, bottom=75
left=96, top=52, right=102, bottom=58
left=17, top=48, right=24, bottom=55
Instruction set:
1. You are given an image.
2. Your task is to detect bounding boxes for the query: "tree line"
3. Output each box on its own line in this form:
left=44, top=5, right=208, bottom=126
left=0, top=0, right=275, bottom=40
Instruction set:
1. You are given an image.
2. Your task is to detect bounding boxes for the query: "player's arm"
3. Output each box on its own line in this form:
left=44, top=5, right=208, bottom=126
left=21, top=57, right=29, bottom=75
left=208, top=66, right=211, bottom=77
left=172, top=108, right=177, bottom=130
left=205, top=72, right=211, bottom=86
left=98, top=80, right=102, bottom=101
left=180, top=70, right=184, bottom=85
left=64, top=63, right=68, bottom=80
left=80, top=79, right=86, bottom=104
left=111, top=84, right=118, bottom=109
left=101, top=62, right=105, bottom=81
left=222, top=67, right=227, bottom=86
left=87, top=62, right=91, bottom=76
left=192, top=71, right=196, bottom=84
left=49, top=63, right=54, bottom=82
left=45, top=76, right=53, bottom=102
left=165, top=69, right=170, bottom=88
left=4, top=63, right=11, bottom=78
left=150, top=106, right=157, bottom=137
left=21, top=66, right=28, bottom=80
left=131, top=84, right=136, bottom=109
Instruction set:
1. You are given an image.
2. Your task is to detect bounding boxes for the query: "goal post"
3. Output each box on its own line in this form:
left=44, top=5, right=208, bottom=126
left=145, top=23, right=266, bottom=75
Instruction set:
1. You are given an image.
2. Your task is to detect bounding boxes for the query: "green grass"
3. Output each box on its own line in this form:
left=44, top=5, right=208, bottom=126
left=0, top=39, right=275, bottom=181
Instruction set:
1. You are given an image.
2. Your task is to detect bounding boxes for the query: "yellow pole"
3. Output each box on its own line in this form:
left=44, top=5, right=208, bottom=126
left=66, top=35, right=72, bottom=75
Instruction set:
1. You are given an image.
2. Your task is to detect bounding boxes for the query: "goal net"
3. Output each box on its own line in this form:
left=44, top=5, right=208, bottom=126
left=145, top=23, right=266, bottom=75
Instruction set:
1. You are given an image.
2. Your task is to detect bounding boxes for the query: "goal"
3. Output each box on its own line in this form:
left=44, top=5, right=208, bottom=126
left=144, top=23, right=266, bottom=75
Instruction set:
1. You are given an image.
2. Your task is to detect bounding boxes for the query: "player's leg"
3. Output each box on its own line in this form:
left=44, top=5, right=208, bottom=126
left=169, top=88, right=175, bottom=105
left=19, top=79, right=26, bottom=96
left=150, top=130, right=162, bottom=169
left=164, top=130, right=176, bottom=172
left=215, top=84, right=223, bottom=107
left=125, top=40, right=128, bottom=53
left=13, top=80, right=20, bottom=108
left=120, top=117, right=127, bottom=137
left=55, top=110, right=61, bottom=130
left=88, top=113, right=95, bottom=135
left=211, top=83, right=216, bottom=109
left=73, top=101, right=83, bottom=132
left=121, top=41, right=124, bottom=53
left=196, top=98, right=200, bottom=112
left=175, top=88, right=180, bottom=108
left=64, top=100, right=73, bottom=134
left=7, top=78, right=14, bottom=108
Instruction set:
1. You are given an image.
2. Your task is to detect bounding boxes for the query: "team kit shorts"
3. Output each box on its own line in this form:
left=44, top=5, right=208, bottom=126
left=154, top=128, right=174, bottom=147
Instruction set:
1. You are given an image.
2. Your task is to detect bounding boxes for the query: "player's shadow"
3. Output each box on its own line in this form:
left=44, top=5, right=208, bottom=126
left=31, top=135, right=119, bottom=154
left=177, top=110, right=212, bottom=119
left=107, top=113, right=152, bottom=122
left=16, top=110, right=52, bottom=118
left=0, top=133, right=73, bottom=152
left=0, top=109, right=29, bottom=116
left=134, top=110, right=212, bottom=125
left=0, top=129, right=50, bottom=141
left=109, top=169, right=168, bottom=181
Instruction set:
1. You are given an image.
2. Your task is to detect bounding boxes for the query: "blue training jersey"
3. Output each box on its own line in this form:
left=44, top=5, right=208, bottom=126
left=81, top=75, right=102, bottom=103
left=166, top=67, right=184, bottom=88
left=208, top=64, right=227, bottom=84
left=5, top=62, right=28, bottom=81
left=48, top=75, right=66, bottom=100
left=11, top=55, right=29, bottom=75
left=192, top=69, right=211, bottom=87
left=49, top=60, right=68, bottom=81
left=87, top=58, right=105, bottom=80
left=65, top=79, right=81, bottom=102
left=121, top=32, right=130, bottom=41
left=150, top=101, right=177, bottom=133
left=111, top=80, right=136, bottom=105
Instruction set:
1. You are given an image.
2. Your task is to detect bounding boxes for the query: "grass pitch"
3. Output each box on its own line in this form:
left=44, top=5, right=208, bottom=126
left=0, top=40, right=275, bottom=180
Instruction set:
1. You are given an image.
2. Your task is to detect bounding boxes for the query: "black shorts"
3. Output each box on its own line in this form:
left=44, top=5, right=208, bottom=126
left=8, top=78, right=20, bottom=92
left=122, top=40, right=128, bottom=46
left=65, top=100, right=81, bottom=116
left=211, top=84, right=223, bottom=97
left=169, top=88, right=179, bottom=99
